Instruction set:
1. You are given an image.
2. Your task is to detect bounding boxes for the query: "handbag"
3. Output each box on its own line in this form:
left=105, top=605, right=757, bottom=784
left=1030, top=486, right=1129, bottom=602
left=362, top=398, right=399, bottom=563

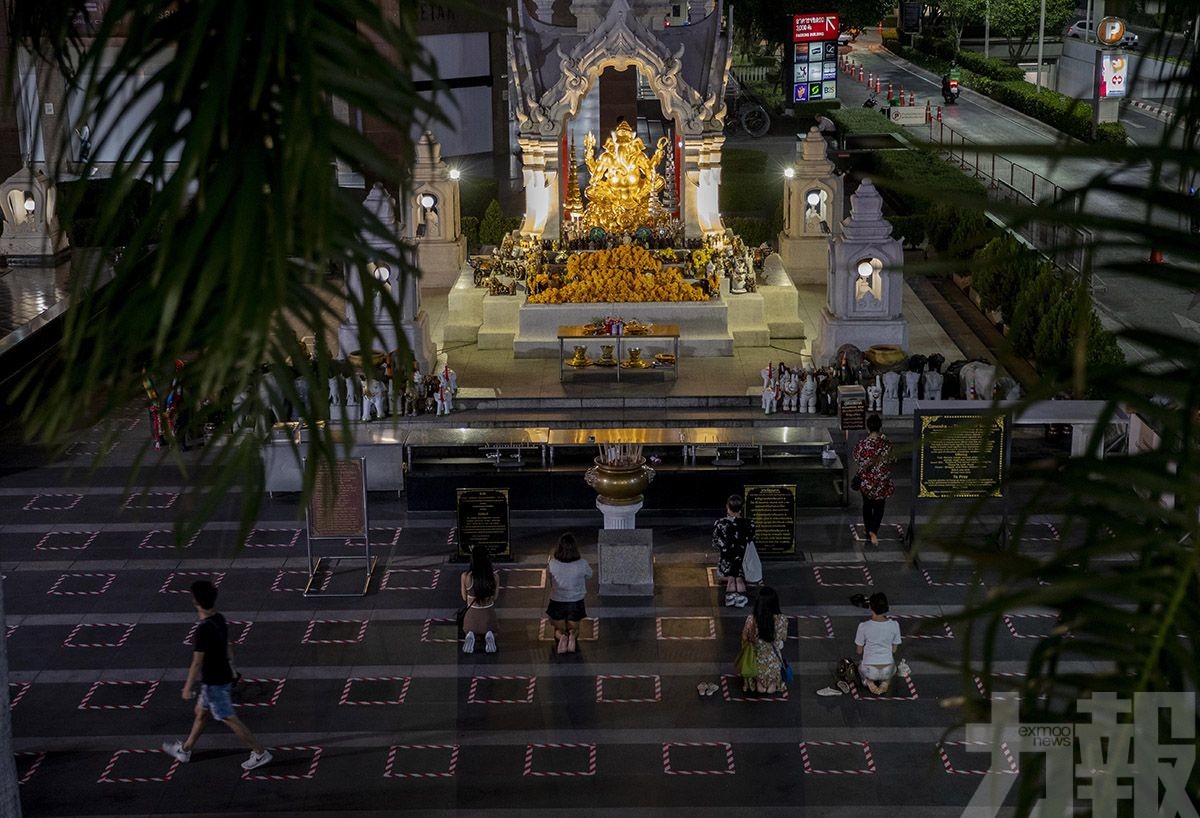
left=774, top=646, right=794, bottom=684
left=735, top=641, right=758, bottom=678
left=742, top=540, right=763, bottom=584
left=455, top=605, right=468, bottom=640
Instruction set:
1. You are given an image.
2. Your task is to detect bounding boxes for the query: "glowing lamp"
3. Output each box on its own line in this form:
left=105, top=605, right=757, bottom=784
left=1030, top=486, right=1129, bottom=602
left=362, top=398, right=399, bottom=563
left=783, top=167, right=795, bottom=179
left=419, top=193, right=436, bottom=209
left=448, top=168, right=461, bottom=181
left=23, top=192, right=35, bottom=213
left=857, top=260, right=874, bottom=278
left=806, top=191, right=821, bottom=206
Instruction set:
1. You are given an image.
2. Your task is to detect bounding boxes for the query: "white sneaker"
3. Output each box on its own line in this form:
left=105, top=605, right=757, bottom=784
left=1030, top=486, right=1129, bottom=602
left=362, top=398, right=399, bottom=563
left=724, top=593, right=737, bottom=606
left=241, top=749, right=272, bottom=771
left=484, top=631, right=497, bottom=653
left=161, top=740, right=191, bottom=763
left=462, top=632, right=476, bottom=654
left=733, top=594, right=749, bottom=608
left=816, top=686, right=844, bottom=697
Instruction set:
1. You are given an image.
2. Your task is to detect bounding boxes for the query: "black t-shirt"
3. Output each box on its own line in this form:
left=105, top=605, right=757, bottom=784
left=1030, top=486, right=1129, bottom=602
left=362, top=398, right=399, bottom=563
left=193, top=613, right=234, bottom=686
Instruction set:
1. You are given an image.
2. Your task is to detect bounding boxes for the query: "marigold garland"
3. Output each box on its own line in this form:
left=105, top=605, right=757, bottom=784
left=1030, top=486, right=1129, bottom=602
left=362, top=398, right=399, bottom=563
left=527, top=245, right=708, bottom=304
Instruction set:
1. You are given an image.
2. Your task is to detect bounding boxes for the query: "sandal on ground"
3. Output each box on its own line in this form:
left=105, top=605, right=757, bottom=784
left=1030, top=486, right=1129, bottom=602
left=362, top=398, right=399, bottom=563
left=816, top=686, right=843, bottom=697
left=836, top=680, right=852, bottom=694
left=705, top=683, right=719, bottom=696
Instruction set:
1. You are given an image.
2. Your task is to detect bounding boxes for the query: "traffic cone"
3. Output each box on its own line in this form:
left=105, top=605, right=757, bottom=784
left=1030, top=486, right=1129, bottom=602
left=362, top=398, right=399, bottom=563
left=875, top=77, right=881, bottom=94
left=1149, top=248, right=1165, bottom=264
left=925, top=100, right=931, bottom=122
left=858, top=66, right=864, bottom=82
left=868, top=71, right=873, bottom=87
left=899, top=85, right=905, bottom=103
left=909, top=91, right=916, bottom=106
left=888, top=81, right=894, bottom=99
left=936, top=106, right=942, bottom=122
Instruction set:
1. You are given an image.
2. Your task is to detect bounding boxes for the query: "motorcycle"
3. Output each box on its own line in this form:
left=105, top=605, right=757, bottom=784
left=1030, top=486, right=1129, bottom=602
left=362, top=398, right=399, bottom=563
left=862, top=93, right=878, bottom=109
left=941, top=78, right=960, bottom=105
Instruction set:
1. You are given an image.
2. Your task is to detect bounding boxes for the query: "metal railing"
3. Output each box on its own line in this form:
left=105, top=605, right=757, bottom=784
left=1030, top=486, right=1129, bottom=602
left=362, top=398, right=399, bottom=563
left=927, top=119, right=1097, bottom=285
left=730, top=64, right=773, bottom=85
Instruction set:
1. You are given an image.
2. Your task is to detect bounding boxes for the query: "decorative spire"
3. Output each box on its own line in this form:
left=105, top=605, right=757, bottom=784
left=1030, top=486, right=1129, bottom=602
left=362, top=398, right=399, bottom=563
left=662, top=132, right=678, bottom=215
left=566, top=135, right=583, bottom=215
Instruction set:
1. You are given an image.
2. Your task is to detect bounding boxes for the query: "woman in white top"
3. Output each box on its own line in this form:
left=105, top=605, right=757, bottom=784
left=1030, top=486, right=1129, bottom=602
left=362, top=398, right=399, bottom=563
left=546, top=533, right=592, bottom=654
left=460, top=545, right=499, bottom=654
left=854, top=592, right=902, bottom=694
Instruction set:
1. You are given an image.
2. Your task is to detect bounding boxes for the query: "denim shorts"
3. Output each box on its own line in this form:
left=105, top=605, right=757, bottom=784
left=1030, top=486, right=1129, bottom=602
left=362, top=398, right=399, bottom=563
left=199, top=683, right=235, bottom=721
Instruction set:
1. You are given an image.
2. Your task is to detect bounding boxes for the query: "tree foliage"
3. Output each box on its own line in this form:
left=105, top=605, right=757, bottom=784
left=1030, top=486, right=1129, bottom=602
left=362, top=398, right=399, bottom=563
left=737, top=0, right=894, bottom=45
left=989, top=0, right=1076, bottom=56
left=6, top=0, right=448, bottom=537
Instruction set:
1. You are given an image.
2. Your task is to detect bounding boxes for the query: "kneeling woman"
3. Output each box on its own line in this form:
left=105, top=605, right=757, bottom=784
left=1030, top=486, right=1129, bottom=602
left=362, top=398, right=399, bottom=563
left=741, top=586, right=788, bottom=694
left=461, top=545, right=499, bottom=653
left=546, top=533, right=592, bottom=654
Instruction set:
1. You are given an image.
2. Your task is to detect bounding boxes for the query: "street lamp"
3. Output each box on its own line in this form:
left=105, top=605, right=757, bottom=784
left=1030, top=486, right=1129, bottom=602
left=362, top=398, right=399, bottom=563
left=783, top=167, right=795, bottom=179
left=23, top=191, right=35, bottom=213
left=448, top=168, right=461, bottom=181
left=419, top=193, right=437, bottom=209
left=857, top=259, right=875, bottom=278
left=806, top=191, right=821, bottom=206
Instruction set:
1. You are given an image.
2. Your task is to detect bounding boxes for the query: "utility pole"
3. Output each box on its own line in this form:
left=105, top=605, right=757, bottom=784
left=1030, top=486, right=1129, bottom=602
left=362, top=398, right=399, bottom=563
left=1035, top=0, right=1047, bottom=91
left=984, top=0, right=990, bottom=58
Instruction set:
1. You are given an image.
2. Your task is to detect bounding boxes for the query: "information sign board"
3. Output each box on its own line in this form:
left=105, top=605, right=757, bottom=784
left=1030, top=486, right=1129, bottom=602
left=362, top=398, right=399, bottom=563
left=307, top=458, right=368, bottom=539
left=456, top=488, right=511, bottom=559
left=915, top=412, right=1009, bottom=499
left=743, top=484, right=797, bottom=557
left=791, top=19, right=839, bottom=105
left=1099, top=52, right=1127, bottom=99
left=793, top=13, right=839, bottom=42
left=889, top=106, right=927, bottom=125
left=838, top=385, right=867, bottom=431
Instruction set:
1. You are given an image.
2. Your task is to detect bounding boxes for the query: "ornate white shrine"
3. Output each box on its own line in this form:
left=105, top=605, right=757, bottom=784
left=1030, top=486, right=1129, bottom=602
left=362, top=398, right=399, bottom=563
left=507, top=0, right=732, bottom=239
left=403, top=131, right=466, bottom=290
left=815, top=179, right=908, bottom=364
left=778, top=128, right=843, bottom=285
left=0, top=167, right=69, bottom=265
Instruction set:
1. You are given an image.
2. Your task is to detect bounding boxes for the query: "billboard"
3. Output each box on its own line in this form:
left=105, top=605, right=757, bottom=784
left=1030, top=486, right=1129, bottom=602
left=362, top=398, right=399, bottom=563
left=791, top=14, right=839, bottom=105
left=792, top=13, right=839, bottom=43
left=1100, top=52, right=1127, bottom=99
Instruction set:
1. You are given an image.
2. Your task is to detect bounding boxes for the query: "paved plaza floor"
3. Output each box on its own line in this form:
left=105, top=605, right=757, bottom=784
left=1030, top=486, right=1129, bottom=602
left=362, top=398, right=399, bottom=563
left=0, top=405, right=1106, bottom=817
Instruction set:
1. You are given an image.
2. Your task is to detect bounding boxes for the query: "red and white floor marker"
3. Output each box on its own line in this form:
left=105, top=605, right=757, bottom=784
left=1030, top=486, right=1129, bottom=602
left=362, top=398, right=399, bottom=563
left=655, top=616, right=717, bottom=640
left=789, top=614, right=835, bottom=640
left=34, top=530, right=98, bottom=551
left=380, top=568, right=440, bottom=591
left=244, top=527, right=302, bottom=549
left=271, top=568, right=331, bottom=593
left=937, top=741, right=1018, bottom=775
left=121, top=492, right=178, bottom=510
left=302, top=619, right=368, bottom=645
left=524, top=743, right=597, bottom=777
left=79, top=680, right=160, bottom=710
left=383, top=744, right=459, bottom=778
left=850, top=673, right=920, bottom=701
left=5, top=625, right=15, bottom=639
left=719, top=675, right=789, bottom=702
left=662, top=742, right=735, bottom=775
left=364, top=527, right=402, bottom=548
left=234, top=678, right=286, bottom=708
left=64, top=622, right=136, bottom=648
left=241, top=745, right=322, bottom=781
left=99, top=749, right=180, bottom=783
left=66, top=441, right=116, bottom=457
left=183, top=619, right=252, bottom=646
left=849, top=523, right=905, bottom=542
left=890, top=614, right=955, bottom=640
left=340, top=676, right=411, bottom=706
left=138, top=529, right=197, bottom=550
left=467, top=675, right=537, bottom=704
left=16, top=752, right=45, bottom=785
left=10, top=681, right=31, bottom=709
left=921, top=568, right=984, bottom=588
left=539, top=617, right=599, bottom=641
left=158, top=571, right=225, bottom=594
left=799, top=740, right=877, bottom=774
left=706, top=566, right=721, bottom=587
left=595, top=674, right=662, bottom=703
left=24, top=493, right=82, bottom=511
left=1018, top=522, right=1060, bottom=542
left=48, top=572, right=116, bottom=596
left=420, top=617, right=459, bottom=644
left=497, top=568, right=546, bottom=589
left=1002, top=613, right=1063, bottom=639
left=971, top=671, right=1026, bottom=697
left=812, top=564, right=874, bottom=587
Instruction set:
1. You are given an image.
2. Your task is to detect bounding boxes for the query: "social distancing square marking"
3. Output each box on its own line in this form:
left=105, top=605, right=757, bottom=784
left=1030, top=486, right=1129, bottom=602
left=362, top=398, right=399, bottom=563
left=539, top=617, right=598, bottom=641
left=524, top=743, right=596, bottom=777
left=340, top=676, right=411, bottom=706
left=63, top=623, right=136, bottom=648
left=656, top=616, right=716, bottom=640
left=79, top=680, right=159, bottom=710
left=937, top=741, right=1018, bottom=775
left=99, top=749, right=179, bottom=783
left=35, top=530, right=98, bottom=551
left=662, top=742, right=735, bottom=775
left=595, top=674, right=661, bottom=703
left=799, top=741, right=876, bottom=774
left=467, top=675, right=536, bottom=704
left=812, top=564, right=873, bottom=587
left=383, top=744, right=458, bottom=778
left=789, top=614, right=834, bottom=640
left=380, top=569, right=440, bottom=591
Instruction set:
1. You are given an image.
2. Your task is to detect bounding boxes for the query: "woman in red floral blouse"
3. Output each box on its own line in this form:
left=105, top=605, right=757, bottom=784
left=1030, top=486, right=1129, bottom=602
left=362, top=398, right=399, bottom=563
left=853, top=415, right=895, bottom=545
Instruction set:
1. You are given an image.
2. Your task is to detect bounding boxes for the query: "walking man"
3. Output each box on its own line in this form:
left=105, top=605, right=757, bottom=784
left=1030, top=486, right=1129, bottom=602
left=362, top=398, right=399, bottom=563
left=712, top=494, right=755, bottom=608
left=163, top=580, right=272, bottom=770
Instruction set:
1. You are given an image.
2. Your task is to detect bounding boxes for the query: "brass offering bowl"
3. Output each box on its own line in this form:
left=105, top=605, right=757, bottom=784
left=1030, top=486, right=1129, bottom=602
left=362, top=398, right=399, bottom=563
left=595, top=344, right=617, bottom=366
left=621, top=346, right=651, bottom=368
left=566, top=345, right=592, bottom=367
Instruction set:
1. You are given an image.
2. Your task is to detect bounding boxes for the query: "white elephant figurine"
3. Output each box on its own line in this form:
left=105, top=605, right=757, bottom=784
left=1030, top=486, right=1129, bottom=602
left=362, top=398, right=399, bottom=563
left=760, top=362, right=775, bottom=390
left=328, top=376, right=343, bottom=407
left=867, top=381, right=882, bottom=412
left=782, top=370, right=799, bottom=412
left=761, top=381, right=779, bottom=414
left=902, top=371, right=921, bottom=401
left=436, top=384, right=450, bottom=416
left=924, top=370, right=944, bottom=401
left=959, top=361, right=998, bottom=400
left=799, top=372, right=817, bottom=413
left=882, top=371, right=901, bottom=400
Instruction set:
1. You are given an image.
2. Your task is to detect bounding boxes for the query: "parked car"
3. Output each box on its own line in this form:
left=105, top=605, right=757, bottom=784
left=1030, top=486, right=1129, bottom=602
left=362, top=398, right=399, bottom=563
left=1066, top=19, right=1139, bottom=48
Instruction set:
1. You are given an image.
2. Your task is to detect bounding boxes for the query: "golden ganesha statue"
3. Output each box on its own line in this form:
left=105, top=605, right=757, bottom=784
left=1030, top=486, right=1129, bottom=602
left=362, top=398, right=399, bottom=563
left=582, top=120, right=670, bottom=234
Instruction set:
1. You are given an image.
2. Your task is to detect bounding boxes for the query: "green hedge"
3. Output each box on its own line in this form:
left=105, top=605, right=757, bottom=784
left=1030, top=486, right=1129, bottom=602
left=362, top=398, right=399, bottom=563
left=720, top=148, right=781, bottom=216
left=827, top=107, right=903, bottom=135
left=461, top=215, right=480, bottom=254
left=972, top=235, right=1041, bottom=321
left=725, top=216, right=774, bottom=247
left=460, top=176, right=499, bottom=221
left=478, top=199, right=521, bottom=247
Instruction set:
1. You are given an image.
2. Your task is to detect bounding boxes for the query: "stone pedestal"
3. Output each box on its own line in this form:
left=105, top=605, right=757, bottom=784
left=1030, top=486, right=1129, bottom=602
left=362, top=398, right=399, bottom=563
left=598, top=527, right=654, bottom=596
left=0, top=168, right=70, bottom=266
left=415, top=239, right=467, bottom=289
left=596, top=498, right=642, bottom=530
left=882, top=397, right=901, bottom=416
left=444, top=265, right=485, bottom=344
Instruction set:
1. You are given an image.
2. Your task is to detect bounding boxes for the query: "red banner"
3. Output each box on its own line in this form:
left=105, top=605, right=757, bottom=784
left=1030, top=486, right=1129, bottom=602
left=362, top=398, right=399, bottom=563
left=793, top=13, right=839, bottom=43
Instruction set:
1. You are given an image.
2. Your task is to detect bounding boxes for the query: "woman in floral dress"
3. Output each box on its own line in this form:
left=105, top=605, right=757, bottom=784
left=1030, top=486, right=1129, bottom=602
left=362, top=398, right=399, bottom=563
left=741, top=586, right=788, bottom=694
left=853, top=414, right=895, bottom=546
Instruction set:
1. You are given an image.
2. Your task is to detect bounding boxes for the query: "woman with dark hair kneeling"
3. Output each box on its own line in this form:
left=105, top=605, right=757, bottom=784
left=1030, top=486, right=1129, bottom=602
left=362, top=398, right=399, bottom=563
left=740, top=586, right=789, bottom=694
left=460, top=545, right=500, bottom=654
left=855, top=592, right=902, bottom=694
left=546, top=533, right=592, bottom=654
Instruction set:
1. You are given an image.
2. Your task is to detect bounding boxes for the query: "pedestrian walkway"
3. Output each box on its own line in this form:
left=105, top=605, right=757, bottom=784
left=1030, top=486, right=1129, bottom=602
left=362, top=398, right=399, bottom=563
left=1, top=406, right=1108, bottom=816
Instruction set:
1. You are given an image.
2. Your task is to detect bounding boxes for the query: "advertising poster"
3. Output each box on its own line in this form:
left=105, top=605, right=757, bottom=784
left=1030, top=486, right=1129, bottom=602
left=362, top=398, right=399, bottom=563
left=1100, top=53, right=1127, bottom=99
